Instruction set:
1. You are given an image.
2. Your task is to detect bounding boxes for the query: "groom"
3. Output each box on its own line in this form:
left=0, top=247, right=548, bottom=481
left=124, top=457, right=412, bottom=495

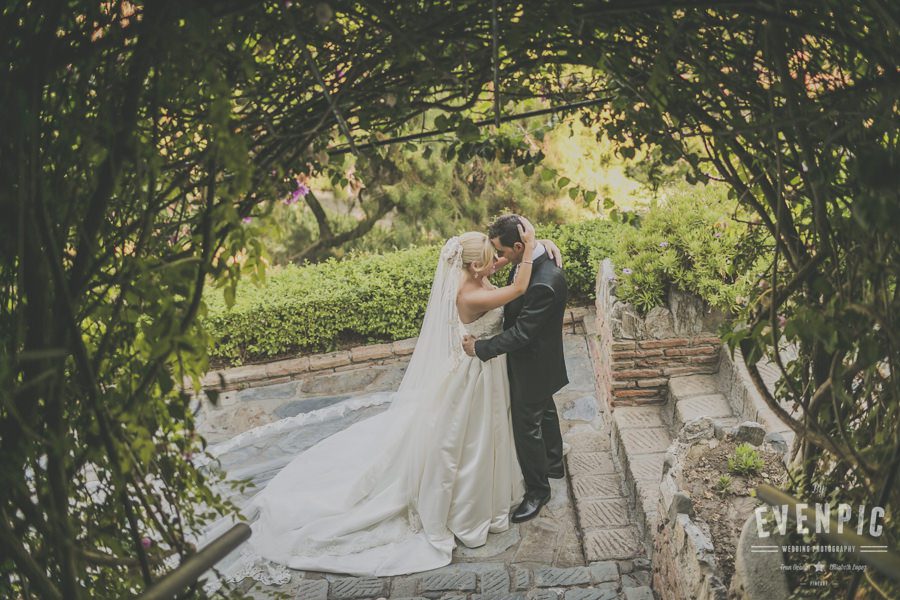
left=462, top=214, right=569, bottom=523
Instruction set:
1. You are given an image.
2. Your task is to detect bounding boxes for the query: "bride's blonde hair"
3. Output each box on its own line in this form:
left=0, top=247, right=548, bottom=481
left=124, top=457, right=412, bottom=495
left=458, top=231, right=494, bottom=276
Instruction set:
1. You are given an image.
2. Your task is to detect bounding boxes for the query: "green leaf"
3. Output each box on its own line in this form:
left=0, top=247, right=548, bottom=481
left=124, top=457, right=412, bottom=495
left=456, top=118, right=480, bottom=142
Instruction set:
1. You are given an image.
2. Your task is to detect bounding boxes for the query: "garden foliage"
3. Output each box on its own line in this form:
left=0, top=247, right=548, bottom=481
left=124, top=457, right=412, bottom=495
left=611, top=184, right=766, bottom=314
left=205, top=220, right=622, bottom=362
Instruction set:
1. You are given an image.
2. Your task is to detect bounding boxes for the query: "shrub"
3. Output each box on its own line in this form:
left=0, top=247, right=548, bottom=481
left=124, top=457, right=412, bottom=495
left=728, top=443, right=765, bottom=476
left=533, top=219, right=621, bottom=302
left=203, top=219, right=621, bottom=363
left=611, top=183, right=767, bottom=314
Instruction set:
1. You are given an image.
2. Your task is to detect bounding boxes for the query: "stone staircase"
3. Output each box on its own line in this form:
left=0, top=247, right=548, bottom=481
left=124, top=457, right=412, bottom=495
left=608, top=345, right=793, bottom=554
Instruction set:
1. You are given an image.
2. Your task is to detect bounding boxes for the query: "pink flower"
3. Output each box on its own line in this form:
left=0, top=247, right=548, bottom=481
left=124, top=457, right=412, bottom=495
left=242, top=217, right=252, bottom=224
left=141, top=537, right=152, bottom=549
left=713, top=231, right=723, bottom=238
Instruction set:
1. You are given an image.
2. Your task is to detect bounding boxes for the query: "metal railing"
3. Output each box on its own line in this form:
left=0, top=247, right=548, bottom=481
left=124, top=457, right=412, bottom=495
left=755, top=484, right=900, bottom=582
left=137, top=523, right=251, bottom=600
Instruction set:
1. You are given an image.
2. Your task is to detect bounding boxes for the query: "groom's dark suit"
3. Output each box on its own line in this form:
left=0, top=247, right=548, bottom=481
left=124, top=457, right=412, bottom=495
left=474, top=252, right=568, bottom=496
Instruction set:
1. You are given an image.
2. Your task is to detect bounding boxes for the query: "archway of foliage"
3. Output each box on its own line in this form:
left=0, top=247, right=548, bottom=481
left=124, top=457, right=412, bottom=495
left=1, top=1, right=896, bottom=598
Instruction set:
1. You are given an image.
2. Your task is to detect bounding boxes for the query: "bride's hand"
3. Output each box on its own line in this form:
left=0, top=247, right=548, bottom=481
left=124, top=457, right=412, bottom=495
left=540, top=239, right=564, bottom=268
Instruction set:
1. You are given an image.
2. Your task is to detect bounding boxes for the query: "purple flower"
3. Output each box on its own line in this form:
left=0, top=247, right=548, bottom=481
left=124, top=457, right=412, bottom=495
left=622, top=268, right=633, bottom=275
left=659, top=241, right=669, bottom=248
left=285, top=182, right=310, bottom=205
left=141, top=537, right=152, bottom=549
left=242, top=216, right=252, bottom=224
left=713, top=231, right=723, bottom=238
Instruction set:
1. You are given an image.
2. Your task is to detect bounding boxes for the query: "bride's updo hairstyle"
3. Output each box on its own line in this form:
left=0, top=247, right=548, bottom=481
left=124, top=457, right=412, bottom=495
left=458, top=231, right=494, bottom=276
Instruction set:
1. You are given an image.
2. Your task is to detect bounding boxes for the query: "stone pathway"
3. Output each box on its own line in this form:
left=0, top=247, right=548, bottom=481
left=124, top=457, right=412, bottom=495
left=199, top=317, right=657, bottom=599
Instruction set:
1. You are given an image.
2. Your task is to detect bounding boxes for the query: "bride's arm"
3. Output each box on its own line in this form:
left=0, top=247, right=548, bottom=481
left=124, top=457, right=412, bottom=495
left=458, top=220, right=536, bottom=315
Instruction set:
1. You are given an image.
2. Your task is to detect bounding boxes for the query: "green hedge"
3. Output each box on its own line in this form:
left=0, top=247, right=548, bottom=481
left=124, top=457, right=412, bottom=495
left=204, top=191, right=761, bottom=364
left=203, top=220, right=621, bottom=363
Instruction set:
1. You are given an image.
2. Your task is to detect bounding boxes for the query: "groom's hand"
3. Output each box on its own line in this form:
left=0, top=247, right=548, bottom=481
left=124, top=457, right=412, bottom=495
left=462, top=335, right=477, bottom=357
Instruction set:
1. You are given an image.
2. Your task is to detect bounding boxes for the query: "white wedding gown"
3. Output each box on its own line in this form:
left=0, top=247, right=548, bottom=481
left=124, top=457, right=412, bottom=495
left=210, top=306, right=524, bottom=581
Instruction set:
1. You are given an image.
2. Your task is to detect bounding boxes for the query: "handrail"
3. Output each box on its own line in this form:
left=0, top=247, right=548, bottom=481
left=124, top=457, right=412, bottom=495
left=136, top=523, right=252, bottom=600
left=755, top=484, right=900, bottom=582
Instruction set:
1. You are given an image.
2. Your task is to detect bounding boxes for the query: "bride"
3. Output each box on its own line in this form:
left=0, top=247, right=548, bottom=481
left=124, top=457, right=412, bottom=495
left=209, top=218, right=558, bottom=580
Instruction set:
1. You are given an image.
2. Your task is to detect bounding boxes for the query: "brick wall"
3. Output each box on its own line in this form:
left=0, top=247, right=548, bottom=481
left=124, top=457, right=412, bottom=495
left=594, top=259, right=723, bottom=408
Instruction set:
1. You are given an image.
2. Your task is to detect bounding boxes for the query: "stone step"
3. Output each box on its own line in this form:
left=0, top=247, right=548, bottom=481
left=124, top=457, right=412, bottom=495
left=671, top=392, right=734, bottom=433
left=610, top=405, right=672, bottom=553
left=667, top=373, right=719, bottom=402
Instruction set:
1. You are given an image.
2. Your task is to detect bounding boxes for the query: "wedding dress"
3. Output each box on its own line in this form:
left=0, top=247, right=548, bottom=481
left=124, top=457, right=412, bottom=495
left=206, top=237, right=524, bottom=582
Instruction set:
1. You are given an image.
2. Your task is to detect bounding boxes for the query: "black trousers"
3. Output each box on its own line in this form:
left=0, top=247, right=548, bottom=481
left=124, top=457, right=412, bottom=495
left=510, top=393, right=564, bottom=497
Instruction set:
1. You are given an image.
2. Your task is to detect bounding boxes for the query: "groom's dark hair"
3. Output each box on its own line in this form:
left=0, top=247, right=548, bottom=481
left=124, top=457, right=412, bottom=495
left=488, top=214, right=524, bottom=248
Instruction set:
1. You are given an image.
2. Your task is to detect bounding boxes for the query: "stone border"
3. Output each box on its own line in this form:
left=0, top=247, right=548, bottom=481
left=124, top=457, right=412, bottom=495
left=193, top=306, right=592, bottom=392
left=652, top=420, right=732, bottom=600
left=244, top=561, right=655, bottom=600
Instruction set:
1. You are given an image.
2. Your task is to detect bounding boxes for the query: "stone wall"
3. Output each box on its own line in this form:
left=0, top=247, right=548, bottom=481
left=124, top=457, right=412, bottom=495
left=594, top=259, right=724, bottom=407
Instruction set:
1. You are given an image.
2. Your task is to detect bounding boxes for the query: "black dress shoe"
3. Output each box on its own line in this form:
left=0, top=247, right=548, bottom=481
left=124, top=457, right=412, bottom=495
left=547, top=464, right=565, bottom=479
left=511, top=493, right=551, bottom=523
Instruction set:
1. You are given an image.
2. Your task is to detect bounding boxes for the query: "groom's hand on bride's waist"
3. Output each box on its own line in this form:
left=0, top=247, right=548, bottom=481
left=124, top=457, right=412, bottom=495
left=462, top=334, right=477, bottom=357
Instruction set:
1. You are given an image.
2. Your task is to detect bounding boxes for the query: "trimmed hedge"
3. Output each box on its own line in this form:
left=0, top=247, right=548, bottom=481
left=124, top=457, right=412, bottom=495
left=203, top=220, right=621, bottom=363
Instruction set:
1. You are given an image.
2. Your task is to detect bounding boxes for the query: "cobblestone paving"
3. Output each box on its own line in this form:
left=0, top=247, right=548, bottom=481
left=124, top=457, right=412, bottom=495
left=203, top=322, right=655, bottom=599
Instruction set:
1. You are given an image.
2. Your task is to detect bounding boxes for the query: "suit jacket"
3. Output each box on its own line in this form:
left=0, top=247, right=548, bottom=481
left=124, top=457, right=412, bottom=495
left=474, top=253, right=569, bottom=401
